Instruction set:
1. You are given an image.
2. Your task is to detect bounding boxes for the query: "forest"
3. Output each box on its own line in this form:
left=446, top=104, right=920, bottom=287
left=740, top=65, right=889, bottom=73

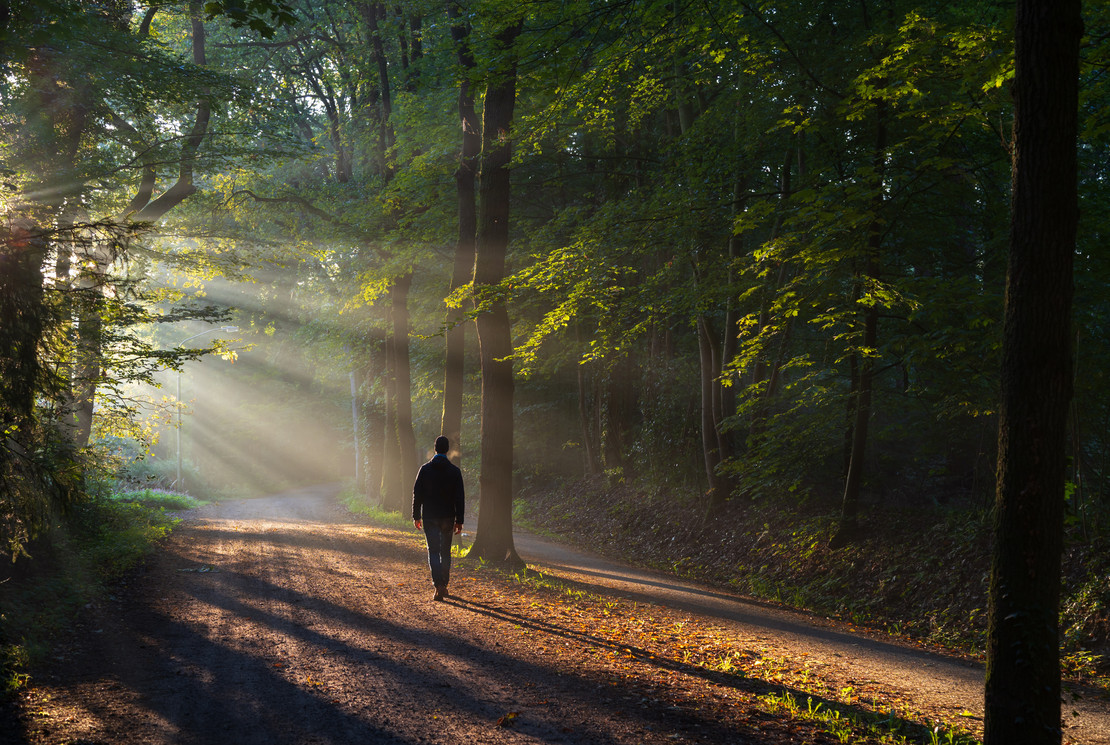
left=0, top=0, right=1103, bottom=741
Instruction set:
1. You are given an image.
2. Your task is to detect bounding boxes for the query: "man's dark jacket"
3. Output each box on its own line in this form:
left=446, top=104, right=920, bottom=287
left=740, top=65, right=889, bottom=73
left=412, top=454, right=465, bottom=524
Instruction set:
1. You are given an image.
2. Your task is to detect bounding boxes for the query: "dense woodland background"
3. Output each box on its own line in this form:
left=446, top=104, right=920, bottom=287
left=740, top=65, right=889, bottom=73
left=0, top=0, right=1107, bottom=703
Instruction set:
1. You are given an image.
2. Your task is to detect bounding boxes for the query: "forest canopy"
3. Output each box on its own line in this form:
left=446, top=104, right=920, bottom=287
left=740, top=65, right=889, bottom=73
left=0, top=0, right=1106, bottom=563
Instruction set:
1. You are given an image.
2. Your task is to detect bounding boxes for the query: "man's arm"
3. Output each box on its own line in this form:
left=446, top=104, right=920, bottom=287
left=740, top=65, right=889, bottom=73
left=412, top=465, right=425, bottom=529
left=453, top=467, right=465, bottom=534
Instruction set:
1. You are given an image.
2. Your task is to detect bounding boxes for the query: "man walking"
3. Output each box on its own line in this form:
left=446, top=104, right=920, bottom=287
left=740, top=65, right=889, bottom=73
left=412, top=436, right=465, bottom=601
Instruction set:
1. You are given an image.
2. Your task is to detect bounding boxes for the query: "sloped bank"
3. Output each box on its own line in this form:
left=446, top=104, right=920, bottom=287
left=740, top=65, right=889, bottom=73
left=515, top=476, right=1110, bottom=688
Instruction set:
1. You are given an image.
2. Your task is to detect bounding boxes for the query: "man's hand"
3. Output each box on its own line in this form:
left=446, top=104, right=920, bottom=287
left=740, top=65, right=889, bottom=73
left=453, top=522, right=463, bottom=535
left=413, top=519, right=422, bottom=530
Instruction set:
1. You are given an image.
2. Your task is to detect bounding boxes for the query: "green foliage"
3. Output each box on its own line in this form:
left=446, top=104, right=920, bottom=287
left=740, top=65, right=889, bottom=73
left=0, top=487, right=195, bottom=696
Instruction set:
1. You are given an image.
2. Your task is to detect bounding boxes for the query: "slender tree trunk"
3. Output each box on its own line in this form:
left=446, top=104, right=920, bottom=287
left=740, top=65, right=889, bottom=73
left=379, top=328, right=401, bottom=507
left=380, top=275, right=417, bottom=512
left=135, top=2, right=209, bottom=221
left=697, top=316, right=724, bottom=499
left=985, top=1, right=1080, bottom=742
left=349, top=367, right=361, bottom=486
left=577, top=358, right=603, bottom=475
left=391, top=273, right=418, bottom=489
left=832, top=104, right=887, bottom=548
left=364, top=329, right=387, bottom=500
left=469, top=18, right=523, bottom=564
left=602, top=363, right=625, bottom=474
left=441, top=0, right=480, bottom=465
left=359, top=2, right=395, bottom=180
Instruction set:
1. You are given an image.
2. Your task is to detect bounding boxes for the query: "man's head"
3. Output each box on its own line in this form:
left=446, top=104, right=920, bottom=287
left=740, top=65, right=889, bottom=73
left=434, top=436, right=450, bottom=454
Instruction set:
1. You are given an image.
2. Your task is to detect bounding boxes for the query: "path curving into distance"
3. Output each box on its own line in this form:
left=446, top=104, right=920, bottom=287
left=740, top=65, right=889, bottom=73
left=513, top=531, right=1110, bottom=744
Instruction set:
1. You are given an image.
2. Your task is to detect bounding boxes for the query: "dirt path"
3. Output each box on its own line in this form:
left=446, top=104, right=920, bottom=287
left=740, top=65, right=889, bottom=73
left=9, top=486, right=1109, bottom=744
left=513, top=535, right=1110, bottom=744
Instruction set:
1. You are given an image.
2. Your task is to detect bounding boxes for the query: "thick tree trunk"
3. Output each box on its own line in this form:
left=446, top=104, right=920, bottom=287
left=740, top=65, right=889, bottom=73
left=441, top=0, right=480, bottom=465
left=0, top=219, right=47, bottom=440
left=984, top=2, right=1080, bottom=742
left=469, top=19, right=523, bottom=564
left=72, top=280, right=105, bottom=448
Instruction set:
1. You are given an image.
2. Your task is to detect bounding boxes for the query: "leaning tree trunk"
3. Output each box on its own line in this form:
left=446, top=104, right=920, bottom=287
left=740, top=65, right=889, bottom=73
left=468, top=18, right=523, bottom=564
left=441, top=0, right=481, bottom=465
left=984, top=1, right=1080, bottom=743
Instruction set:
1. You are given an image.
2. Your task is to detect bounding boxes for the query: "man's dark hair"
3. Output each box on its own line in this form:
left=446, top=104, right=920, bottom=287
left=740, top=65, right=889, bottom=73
left=434, top=436, right=450, bottom=454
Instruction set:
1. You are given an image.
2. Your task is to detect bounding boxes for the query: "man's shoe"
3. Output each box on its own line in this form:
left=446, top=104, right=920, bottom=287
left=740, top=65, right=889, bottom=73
left=433, top=586, right=445, bottom=602
left=440, top=586, right=450, bottom=599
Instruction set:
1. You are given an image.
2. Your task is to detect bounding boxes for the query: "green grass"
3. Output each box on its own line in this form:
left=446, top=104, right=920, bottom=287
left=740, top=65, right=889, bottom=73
left=339, top=485, right=476, bottom=557
left=339, top=487, right=414, bottom=531
left=108, top=488, right=210, bottom=511
left=761, top=689, right=978, bottom=745
left=0, top=488, right=201, bottom=696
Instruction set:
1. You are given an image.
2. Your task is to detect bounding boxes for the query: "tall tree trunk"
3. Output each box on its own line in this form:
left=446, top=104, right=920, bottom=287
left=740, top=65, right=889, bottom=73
left=0, top=219, right=47, bottom=441
left=832, top=104, right=887, bottom=548
left=379, top=326, right=400, bottom=506
left=697, top=316, right=725, bottom=500
left=364, top=328, right=387, bottom=500
left=359, top=2, right=395, bottom=180
left=380, top=275, right=417, bottom=512
left=469, top=19, right=523, bottom=564
left=577, top=358, right=603, bottom=475
left=0, top=218, right=49, bottom=550
left=391, top=273, right=418, bottom=490
left=985, top=1, right=1080, bottom=742
left=72, top=261, right=107, bottom=448
left=441, top=0, right=480, bottom=465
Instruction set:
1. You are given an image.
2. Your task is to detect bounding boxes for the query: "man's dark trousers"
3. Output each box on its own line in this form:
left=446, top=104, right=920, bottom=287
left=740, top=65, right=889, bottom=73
left=423, top=518, right=455, bottom=588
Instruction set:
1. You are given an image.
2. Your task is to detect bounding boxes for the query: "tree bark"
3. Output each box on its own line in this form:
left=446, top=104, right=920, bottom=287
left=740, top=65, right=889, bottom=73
left=697, top=316, right=724, bottom=499
left=984, top=1, right=1081, bottom=742
left=468, top=18, right=523, bottom=564
left=380, top=274, right=417, bottom=512
left=359, top=2, right=395, bottom=180
left=577, top=358, right=603, bottom=475
left=364, top=327, right=387, bottom=500
left=832, top=104, right=887, bottom=548
left=440, top=0, right=480, bottom=466
left=0, top=219, right=47, bottom=440
left=379, top=323, right=401, bottom=507
left=135, top=2, right=210, bottom=221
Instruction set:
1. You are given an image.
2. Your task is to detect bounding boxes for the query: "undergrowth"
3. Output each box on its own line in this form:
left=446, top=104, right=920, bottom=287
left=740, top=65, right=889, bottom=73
left=516, top=476, right=1110, bottom=688
left=0, top=488, right=193, bottom=696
